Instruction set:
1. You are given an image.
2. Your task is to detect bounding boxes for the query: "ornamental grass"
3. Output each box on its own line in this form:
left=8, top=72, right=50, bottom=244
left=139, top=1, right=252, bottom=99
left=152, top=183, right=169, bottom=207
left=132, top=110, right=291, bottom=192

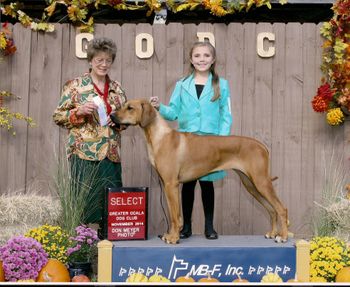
left=50, top=154, right=101, bottom=235
left=311, top=147, right=350, bottom=241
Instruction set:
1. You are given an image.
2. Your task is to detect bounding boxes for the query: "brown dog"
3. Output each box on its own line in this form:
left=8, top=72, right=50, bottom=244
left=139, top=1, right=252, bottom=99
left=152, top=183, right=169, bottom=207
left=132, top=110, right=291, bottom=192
left=111, top=99, right=288, bottom=244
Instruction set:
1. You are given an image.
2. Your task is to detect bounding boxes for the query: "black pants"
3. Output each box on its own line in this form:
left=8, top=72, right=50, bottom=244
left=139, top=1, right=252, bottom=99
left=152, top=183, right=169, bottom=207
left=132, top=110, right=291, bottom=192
left=181, top=180, right=215, bottom=231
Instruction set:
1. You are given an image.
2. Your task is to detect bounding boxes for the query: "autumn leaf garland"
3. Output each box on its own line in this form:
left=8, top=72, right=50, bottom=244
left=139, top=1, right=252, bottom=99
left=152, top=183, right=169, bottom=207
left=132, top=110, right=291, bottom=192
left=0, top=0, right=287, bottom=33
left=312, top=0, right=350, bottom=126
left=0, top=22, right=16, bottom=56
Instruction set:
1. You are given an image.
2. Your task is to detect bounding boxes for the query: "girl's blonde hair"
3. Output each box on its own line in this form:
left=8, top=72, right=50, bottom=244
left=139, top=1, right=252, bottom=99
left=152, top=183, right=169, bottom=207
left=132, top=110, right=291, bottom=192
left=187, top=41, right=220, bottom=101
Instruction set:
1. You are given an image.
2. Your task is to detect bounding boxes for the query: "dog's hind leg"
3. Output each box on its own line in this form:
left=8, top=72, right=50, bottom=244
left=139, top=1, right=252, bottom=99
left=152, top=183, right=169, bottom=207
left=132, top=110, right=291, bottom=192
left=251, top=176, right=288, bottom=243
left=235, top=170, right=279, bottom=239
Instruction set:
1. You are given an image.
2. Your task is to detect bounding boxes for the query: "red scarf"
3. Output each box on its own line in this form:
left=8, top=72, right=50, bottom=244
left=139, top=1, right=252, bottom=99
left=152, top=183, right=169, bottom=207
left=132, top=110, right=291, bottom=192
left=93, top=79, right=112, bottom=115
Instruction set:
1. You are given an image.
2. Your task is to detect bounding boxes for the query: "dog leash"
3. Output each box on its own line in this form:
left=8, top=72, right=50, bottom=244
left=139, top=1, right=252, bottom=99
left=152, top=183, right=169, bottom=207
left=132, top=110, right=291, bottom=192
left=158, top=177, right=170, bottom=234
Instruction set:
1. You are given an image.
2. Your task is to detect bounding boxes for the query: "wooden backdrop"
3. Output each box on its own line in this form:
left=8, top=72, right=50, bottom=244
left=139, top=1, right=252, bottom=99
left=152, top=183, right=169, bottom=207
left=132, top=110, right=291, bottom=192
left=1, top=23, right=349, bottom=239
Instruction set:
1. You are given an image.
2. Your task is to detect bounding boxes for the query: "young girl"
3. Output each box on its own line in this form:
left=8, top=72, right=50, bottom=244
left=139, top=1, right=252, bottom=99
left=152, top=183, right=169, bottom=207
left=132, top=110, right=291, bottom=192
left=150, top=41, right=232, bottom=240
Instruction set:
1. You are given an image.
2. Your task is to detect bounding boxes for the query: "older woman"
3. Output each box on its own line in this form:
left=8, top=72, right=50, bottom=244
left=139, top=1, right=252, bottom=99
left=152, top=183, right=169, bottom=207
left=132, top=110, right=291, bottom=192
left=53, top=37, right=127, bottom=238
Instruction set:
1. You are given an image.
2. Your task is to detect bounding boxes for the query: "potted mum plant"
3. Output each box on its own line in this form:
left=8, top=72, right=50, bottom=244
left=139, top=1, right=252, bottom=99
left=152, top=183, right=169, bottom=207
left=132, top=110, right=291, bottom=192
left=25, top=224, right=71, bottom=264
left=66, top=225, right=99, bottom=279
left=0, top=236, right=48, bottom=281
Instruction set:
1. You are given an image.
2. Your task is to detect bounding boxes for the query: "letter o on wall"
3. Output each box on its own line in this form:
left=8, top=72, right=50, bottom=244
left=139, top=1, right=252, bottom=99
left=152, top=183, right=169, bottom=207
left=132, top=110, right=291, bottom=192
left=257, top=32, right=275, bottom=58
left=135, top=33, right=154, bottom=59
left=76, top=33, right=94, bottom=59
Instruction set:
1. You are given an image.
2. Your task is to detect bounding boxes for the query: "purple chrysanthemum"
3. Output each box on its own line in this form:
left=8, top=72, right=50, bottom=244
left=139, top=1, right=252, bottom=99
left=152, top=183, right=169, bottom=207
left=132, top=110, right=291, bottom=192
left=0, top=236, right=48, bottom=281
left=66, top=225, right=98, bottom=263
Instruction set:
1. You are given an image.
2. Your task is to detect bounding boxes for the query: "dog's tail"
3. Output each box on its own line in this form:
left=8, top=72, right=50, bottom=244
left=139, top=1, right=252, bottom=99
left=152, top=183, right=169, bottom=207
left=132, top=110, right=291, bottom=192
left=271, top=176, right=278, bottom=181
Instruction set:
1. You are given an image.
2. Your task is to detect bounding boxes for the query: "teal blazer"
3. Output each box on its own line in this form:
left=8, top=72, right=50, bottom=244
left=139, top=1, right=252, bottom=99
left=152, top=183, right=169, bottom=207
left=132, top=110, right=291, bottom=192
left=159, top=73, right=233, bottom=181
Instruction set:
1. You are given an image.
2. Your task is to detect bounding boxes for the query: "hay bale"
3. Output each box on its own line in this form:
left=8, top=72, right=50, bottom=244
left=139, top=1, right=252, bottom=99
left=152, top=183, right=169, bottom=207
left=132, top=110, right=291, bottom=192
left=0, top=194, right=61, bottom=245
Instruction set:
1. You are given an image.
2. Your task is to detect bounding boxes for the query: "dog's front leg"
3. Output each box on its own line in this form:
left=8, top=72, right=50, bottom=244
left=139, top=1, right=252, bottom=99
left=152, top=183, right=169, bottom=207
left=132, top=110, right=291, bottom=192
left=160, top=181, right=181, bottom=244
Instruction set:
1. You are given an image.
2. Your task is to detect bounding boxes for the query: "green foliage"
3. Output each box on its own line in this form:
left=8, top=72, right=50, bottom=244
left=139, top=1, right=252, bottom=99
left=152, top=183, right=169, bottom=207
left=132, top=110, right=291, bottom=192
left=50, top=155, right=101, bottom=235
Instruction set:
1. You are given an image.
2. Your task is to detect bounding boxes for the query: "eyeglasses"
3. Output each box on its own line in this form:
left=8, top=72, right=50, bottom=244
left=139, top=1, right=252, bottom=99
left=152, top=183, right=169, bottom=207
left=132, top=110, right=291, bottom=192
left=93, top=57, right=113, bottom=65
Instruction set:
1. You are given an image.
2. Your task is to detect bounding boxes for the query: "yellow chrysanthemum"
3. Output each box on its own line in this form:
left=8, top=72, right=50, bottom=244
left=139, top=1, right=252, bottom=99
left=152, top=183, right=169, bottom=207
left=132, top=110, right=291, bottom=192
left=0, top=32, right=7, bottom=50
left=326, top=107, right=344, bottom=126
left=25, top=225, right=71, bottom=263
left=309, top=236, right=349, bottom=282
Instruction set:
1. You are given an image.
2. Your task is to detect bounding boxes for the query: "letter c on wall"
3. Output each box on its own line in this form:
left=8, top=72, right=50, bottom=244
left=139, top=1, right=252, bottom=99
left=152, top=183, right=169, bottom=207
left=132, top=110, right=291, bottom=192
left=135, top=33, right=154, bottom=59
left=257, top=32, right=275, bottom=58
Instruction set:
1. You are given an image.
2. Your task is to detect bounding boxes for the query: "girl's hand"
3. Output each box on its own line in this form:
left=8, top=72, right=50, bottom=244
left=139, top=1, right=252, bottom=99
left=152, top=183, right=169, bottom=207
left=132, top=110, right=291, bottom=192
left=76, top=102, right=98, bottom=116
left=149, top=96, right=160, bottom=110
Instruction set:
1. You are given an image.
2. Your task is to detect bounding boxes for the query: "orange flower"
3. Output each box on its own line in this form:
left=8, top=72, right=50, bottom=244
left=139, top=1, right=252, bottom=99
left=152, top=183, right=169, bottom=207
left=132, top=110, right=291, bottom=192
left=312, top=95, right=329, bottom=113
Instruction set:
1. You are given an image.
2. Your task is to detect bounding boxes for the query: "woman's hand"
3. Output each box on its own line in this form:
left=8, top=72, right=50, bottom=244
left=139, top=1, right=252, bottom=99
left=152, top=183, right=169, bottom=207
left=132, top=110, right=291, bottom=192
left=76, top=102, right=98, bottom=116
left=149, top=96, right=160, bottom=110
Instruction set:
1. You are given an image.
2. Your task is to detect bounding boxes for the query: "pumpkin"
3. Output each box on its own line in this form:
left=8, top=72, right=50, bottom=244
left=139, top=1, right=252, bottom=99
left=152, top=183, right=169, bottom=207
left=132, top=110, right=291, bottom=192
left=37, top=259, right=70, bottom=282
left=260, top=273, right=283, bottom=283
left=148, top=274, right=170, bottom=282
left=232, top=274, right=249, bottom=283
left=0, top=261, right=4, bottom=282
left=336, top=266, right=350, bottom=282
left=72, top=274, right=91, bottom=282
left=287, top=274, right=300, bottom=283
left=175, top=273, right=195, bottom=283
left=198, top=273, right=219, bottom=283
left=17, top=279, right=35, bottom=282
left=126, top=273, right=148, bottom=282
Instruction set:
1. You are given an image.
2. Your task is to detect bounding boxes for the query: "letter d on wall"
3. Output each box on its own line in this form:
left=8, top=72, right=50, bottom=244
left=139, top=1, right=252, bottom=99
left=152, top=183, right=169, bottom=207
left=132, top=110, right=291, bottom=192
left=135, top=33, right=154, bottom=59
left=257, top=32, right=275, bottom=58
left=76, top=33, right=94, bottom=59
left=197, top=32, right=215, bottom=47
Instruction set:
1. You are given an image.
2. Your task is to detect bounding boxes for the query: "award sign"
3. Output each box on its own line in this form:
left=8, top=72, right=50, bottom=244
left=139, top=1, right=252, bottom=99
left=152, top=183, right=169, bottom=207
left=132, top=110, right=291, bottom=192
left=107, top=187, right=148, bottom=241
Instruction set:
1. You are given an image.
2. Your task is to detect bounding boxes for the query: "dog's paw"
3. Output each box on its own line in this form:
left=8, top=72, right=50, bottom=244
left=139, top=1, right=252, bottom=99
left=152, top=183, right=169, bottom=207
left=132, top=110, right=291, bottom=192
left=265, top=233, right=273, bottom=239
left=274, top=235, right=288, bottom=243
left=265, top=231, right=278, bottom=239
left=159, top=233, right=179, bottom=244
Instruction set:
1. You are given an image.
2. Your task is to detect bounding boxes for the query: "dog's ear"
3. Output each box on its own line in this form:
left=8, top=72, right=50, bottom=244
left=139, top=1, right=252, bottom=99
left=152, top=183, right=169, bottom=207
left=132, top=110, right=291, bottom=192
left=140, top=101, right=156, bottom=127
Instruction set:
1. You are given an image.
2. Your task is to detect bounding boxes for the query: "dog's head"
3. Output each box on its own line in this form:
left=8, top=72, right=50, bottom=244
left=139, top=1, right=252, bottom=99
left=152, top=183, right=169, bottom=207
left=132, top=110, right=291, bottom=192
left=110, top=99, right=157, bottom=128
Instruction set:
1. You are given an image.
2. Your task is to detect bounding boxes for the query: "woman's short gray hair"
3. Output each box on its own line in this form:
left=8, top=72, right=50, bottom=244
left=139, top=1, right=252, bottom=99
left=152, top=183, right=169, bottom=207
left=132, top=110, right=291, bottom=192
left=86, top=37, right=117, bottom=62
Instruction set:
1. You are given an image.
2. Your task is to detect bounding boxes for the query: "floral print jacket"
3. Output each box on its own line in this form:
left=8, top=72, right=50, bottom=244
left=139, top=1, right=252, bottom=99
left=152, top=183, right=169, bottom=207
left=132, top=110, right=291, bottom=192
left=53, top=72, right=127, bottom=163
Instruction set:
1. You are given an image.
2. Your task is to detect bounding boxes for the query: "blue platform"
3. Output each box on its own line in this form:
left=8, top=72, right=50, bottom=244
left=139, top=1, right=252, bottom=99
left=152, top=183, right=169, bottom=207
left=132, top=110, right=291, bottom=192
left=111, top=235, right=296, bottom=282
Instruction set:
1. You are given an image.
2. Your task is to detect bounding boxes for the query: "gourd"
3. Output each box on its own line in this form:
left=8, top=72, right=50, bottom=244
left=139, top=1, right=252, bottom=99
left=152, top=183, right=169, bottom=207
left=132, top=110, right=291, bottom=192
left=287, top=274, right=300, bottom=282
left=336, top=266, right=350, bottom=282
left=175, top=273, right=195, bottom=282
left=126, top=273, right=148, bottom=282
left=232, top=274, right=249, bottom=283
left=260, top=273, right=283, bottom=283
left=0, top=261, right=4, bottom=282
left=37, top=259, right=70, bottom=282
left=148, top=274, right=170, bottom=282
left=197, top=273, right=219, bottom=283
left=72, top=274, right=91, bottom=282
left=17, top=279, right=35, bottom=282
